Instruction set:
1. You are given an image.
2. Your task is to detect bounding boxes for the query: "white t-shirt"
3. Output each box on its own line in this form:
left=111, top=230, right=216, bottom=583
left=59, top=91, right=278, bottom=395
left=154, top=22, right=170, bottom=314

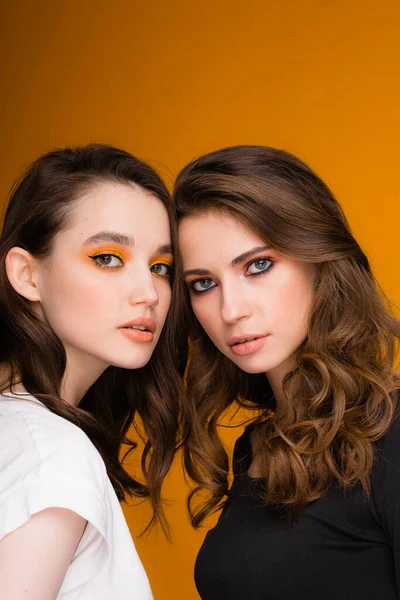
left=0, top=393, right=153, bottom=600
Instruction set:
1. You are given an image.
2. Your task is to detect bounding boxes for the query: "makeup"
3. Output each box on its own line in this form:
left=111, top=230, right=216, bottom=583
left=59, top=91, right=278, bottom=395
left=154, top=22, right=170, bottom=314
left=120, top=328, right=154, bottom=343
left=229, top=335, right=268, bottom=356
left=118, top=317, right=156, bottom=343
left=150, top=253, right=173, bottom=278
left=81, top=244, right=131, bottom=270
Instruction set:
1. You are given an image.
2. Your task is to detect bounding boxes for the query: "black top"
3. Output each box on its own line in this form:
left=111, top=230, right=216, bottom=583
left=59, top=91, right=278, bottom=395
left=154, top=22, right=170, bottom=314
left=195, top=417, right=400, bottom=599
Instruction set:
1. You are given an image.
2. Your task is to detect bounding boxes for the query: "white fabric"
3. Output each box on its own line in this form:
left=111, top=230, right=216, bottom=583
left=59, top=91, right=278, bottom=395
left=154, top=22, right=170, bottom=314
left=0, top=393, right=153, bottom=599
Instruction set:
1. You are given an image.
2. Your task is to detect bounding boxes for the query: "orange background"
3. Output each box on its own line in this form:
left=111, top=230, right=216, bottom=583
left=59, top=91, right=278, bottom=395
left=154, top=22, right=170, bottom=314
left=1, top=2, right=400, bottom=598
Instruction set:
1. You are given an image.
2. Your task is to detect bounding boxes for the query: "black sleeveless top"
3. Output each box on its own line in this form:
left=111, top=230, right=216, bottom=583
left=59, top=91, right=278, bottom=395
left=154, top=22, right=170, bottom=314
left=195, top=418, right=400, bottom=599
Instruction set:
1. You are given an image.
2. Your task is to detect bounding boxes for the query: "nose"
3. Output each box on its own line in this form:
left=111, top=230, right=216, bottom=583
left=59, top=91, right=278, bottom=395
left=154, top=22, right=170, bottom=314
left=128, top=270, right=159, bottom=309
left=220, top=286, right=252, bottom=324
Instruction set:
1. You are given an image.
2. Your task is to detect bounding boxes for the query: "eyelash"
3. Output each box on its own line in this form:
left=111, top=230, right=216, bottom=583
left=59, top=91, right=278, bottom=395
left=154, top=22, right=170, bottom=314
left=89, top=253, right=173, bottom=278
left=89, top=252, right=124, bottom=269
left=150, top=262, right=173, bottom=279
left=189, top=257, right=274, bottom=295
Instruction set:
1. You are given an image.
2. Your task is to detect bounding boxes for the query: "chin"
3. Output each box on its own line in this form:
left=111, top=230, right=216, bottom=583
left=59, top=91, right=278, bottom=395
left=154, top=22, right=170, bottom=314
left=238, top=364, right=268, bottom=375
left=113, top=358, right=153, bottom=370
left=230, top=355, right=282, bottom=375
left=110, top=350, right=155, bottom=370
left=228, top=357, right=266, bottom=374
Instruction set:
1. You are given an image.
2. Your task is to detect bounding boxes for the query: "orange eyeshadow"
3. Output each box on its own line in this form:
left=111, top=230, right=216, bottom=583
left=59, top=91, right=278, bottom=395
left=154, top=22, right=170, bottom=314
left=81, top=244, right=132, bottom=262
left=150, top=253, right=173, bottom=266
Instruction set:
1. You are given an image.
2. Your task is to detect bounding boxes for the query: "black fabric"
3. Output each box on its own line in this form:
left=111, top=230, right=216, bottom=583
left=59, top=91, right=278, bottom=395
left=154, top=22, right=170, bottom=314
left=195, top=417, right=400, bottom=599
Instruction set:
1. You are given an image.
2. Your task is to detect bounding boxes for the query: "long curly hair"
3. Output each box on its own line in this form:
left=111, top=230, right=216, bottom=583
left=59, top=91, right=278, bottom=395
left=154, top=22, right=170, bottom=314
left=173, top=145, right=400, bottom=528
left=0, top=144, right=187, bottom=535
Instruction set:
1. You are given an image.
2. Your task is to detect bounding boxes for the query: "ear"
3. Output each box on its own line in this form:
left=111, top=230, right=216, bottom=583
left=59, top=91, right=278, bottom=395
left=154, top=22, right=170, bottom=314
left=5, top=247, right=42, bottom=303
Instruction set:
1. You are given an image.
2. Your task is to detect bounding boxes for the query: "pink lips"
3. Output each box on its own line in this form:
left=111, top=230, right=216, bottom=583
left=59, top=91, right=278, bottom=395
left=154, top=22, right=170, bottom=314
left=118, top=317, right=156, bottom=343
left=228, top=334, right=268, bottom=356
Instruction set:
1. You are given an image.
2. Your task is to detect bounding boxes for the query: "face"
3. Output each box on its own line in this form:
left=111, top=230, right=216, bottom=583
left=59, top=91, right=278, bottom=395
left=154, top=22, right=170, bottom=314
left=179, top=210, right=314, bottom=386
left=35, top=181, right=172, bottom=377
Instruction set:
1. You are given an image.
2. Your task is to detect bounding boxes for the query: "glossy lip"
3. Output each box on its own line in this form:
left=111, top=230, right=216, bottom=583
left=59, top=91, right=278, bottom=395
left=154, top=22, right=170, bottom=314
left=118, top=317, right=156, bottom=333
left=228, top=333, right=267, bottom=346
left=230, top=335, right=268, bottom=357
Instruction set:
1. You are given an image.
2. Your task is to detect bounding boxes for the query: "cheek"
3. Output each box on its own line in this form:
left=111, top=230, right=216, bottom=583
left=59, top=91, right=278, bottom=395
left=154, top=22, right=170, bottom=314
left=276, top=280, right=313, bottom=339
left=191, top=298, right=209, bottom=326
left=192, top=298, right=222, bottom=340
left=40, top=268, right=112, bottom=324
left=156, top=281, right=172, bottom=320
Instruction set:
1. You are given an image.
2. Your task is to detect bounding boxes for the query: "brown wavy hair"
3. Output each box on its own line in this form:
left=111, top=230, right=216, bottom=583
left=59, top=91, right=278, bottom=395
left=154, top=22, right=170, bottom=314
left=0, top=144, right=187, bottom=535
left=173, top=145, right=400, bottom=528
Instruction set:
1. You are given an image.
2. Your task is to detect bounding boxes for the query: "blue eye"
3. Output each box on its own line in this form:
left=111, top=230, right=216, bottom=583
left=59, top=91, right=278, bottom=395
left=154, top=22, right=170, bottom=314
left=247, top=258, right=273, bottom=276
left=150, top=263, right=171, bottom=277
left=191, top=279, right=217, bottom=293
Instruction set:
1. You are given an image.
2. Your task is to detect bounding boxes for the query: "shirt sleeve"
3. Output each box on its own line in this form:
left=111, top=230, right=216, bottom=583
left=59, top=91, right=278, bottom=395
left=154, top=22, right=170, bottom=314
left=0, top=401, right=109, bottom=592
left=371, top=413, right=400, bottom=595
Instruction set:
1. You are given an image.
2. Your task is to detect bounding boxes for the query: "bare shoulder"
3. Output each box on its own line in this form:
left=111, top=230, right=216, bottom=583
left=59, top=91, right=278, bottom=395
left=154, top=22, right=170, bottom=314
left=0, top=507, right=87, bottom=600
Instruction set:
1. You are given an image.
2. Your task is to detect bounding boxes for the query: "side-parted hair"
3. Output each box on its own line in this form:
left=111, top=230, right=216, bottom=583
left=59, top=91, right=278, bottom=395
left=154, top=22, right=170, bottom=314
left=0, top=144, right=186, bottom=534
left=174, top=145, right=400, bottom=528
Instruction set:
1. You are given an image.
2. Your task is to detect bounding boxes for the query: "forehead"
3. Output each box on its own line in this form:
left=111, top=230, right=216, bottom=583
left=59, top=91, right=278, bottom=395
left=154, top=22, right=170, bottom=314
left=179, top=210, right=264, bottom=267
left=60, top=181, right=171, bottom=246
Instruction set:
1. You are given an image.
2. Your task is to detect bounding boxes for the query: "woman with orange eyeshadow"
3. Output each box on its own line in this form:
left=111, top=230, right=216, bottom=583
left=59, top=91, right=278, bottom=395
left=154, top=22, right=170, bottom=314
left=174, top=145, right=400, bottom=599
left=0, top=144, right=185, bottom=599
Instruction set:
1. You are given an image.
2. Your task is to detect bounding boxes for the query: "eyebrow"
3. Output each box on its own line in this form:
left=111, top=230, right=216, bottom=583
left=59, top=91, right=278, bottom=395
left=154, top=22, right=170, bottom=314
left=83, top=231, right=172, bottom=255
left=231, top=245, right=270, bottom=266
left=154, top=244, right=173, bottom=255
left=183, top=245, right=270, bottom=278
left=84, top=231, right=134, bottom=247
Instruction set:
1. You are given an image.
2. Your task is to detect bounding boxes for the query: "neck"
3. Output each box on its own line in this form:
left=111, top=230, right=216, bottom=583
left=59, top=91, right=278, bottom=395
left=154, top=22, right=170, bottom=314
left=60, top=347, right=108, bottom=407
left=268, top=377, right=293, bottom=421
left=266, top=358, right=298, bottom=421
left=0, top=352, right=107, bottom=407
